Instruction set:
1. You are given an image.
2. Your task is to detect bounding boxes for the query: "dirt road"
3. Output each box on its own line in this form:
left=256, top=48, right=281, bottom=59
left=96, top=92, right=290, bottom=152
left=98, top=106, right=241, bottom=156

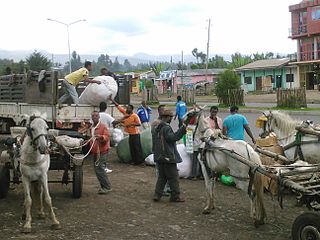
left=0, top=148, right=309, bottom=240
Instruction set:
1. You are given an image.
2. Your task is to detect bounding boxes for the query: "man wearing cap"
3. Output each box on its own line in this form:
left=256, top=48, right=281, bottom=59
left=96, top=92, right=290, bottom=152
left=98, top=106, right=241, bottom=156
left=152, top=109, right=192, bottom=202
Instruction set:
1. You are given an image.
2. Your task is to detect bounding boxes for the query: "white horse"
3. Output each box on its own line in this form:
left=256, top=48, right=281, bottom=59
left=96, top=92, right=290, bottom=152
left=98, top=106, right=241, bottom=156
left=189, top=110, right=266, bottom=226
left=19, top=114, right=60, bottom=233
left=264, top=110, right=320, bottom=164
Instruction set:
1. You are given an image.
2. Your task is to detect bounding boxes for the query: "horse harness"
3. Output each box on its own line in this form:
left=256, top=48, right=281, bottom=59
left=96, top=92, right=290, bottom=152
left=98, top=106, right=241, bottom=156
left=24, top=116, right=49, bottom=149
left=201, top=140, right=258, bottom=200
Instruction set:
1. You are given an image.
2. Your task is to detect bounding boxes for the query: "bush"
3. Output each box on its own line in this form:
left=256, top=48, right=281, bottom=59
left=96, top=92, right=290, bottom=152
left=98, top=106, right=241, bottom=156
left=215, top=70, right=240, bottom=98
left=145, top=80, right=153, bottom=89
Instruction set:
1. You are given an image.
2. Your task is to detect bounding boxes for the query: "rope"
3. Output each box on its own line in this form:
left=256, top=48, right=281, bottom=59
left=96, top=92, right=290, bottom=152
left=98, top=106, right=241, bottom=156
left=59, top=120, right=101, bottom=164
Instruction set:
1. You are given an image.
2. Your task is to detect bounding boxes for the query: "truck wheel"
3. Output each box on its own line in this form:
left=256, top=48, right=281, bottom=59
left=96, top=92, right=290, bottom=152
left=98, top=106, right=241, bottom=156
left=292, top=212, right=320, bottom=240
left=0, top=164, right=10, bottom=199
left=72, top=165, right=83, bottom=199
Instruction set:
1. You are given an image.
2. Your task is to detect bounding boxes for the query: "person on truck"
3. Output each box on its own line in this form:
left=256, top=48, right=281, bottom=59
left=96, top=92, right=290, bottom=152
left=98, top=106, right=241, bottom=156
left=59, top=61, right=101, bottom=105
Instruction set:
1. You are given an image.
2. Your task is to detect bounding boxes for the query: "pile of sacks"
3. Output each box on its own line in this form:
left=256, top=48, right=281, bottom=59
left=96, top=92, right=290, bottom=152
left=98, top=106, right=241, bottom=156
left=144, top=144, right=192, bottom=178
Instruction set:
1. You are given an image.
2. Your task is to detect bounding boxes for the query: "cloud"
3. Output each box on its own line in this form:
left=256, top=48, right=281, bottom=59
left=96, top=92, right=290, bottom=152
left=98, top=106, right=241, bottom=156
left=150, top=3, right=203, bottom=27
left=90, top=18, right=147, bottom=36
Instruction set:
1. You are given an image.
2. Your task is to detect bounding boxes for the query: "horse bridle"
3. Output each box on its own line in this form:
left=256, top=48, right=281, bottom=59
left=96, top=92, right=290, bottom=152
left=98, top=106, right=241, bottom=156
left=26, top=117, right=49, bottom=149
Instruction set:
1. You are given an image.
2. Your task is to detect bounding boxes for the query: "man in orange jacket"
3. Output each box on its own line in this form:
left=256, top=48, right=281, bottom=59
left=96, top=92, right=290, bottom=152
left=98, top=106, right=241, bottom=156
left=90, top=111, right=112, bottom=194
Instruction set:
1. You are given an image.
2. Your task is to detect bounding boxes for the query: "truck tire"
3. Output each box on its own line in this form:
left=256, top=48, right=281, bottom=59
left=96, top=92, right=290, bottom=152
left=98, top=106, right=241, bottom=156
left=0, top=164, right=10, bottom=199
left=292, top=212, right=320, bottom=240
left=72, top=165, right=83, bottom=199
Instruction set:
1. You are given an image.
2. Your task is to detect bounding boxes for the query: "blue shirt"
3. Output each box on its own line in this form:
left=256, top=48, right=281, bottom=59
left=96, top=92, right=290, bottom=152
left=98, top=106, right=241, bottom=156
left=176, top=101, right=187, bottom=120
left=137, top=106, right=152, bottom=123
left=223, top=114, right=248, bottom=140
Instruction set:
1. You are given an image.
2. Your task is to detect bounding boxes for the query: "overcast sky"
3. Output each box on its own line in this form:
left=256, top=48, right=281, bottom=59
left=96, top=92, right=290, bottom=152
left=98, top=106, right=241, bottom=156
left=0, top=0, right=299, bottom=57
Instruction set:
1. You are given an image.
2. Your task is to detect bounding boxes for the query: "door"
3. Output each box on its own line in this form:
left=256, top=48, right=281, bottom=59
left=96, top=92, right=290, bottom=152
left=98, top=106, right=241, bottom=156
left=306, top=72, right=315, bottom=90
left=256, top=77, right=262, bottom=91
left=276, top=75, right=282, bottom=88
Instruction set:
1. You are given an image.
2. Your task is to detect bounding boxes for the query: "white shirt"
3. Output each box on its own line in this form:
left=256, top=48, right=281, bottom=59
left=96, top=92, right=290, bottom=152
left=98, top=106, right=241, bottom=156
left=99, top=112, right=115, bottom=128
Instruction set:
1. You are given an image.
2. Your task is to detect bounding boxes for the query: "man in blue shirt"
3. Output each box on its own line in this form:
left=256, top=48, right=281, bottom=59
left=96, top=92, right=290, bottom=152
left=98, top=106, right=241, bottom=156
left=174, top=96, right=187, bottom=127
left=222, top=106, right=255, bottom=144
left=137, top=100, right=152, bottom=129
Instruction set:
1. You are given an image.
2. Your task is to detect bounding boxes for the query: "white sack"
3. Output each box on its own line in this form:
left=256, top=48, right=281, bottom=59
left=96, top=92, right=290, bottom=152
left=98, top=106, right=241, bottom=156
left=55, top=135, right=83, bottom=148
left=144, top=144, right=192, bottom=178
left=79, top=76, right=118, bottom=106
left=110, top=128, right=124, bottom=146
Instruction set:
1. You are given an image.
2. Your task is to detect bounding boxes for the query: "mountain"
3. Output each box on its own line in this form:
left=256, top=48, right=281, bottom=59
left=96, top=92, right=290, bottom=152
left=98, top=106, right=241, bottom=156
left=0, top=49, right=232, bottom=65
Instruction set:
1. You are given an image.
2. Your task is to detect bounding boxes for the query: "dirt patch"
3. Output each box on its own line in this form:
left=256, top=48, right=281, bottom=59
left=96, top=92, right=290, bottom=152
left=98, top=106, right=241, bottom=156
left=0, top=148, right=309, bottom=240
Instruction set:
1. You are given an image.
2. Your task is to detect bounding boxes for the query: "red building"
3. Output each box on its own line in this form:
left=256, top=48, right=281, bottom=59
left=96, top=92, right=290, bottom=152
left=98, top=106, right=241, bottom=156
left=289, top=0, right=320, bottom=89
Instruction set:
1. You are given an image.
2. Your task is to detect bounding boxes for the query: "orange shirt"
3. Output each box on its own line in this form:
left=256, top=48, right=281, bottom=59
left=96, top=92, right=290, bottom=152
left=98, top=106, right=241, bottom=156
left=90, top=122, right=110, bottom=155
left=117, top=105, right=140, bottom=135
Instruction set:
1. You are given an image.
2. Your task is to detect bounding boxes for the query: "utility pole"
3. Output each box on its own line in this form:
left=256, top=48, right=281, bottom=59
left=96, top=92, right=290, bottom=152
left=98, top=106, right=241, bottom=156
left=205, top=18, right=211, bottom=82
left=181, top=50, right=184, bottom=86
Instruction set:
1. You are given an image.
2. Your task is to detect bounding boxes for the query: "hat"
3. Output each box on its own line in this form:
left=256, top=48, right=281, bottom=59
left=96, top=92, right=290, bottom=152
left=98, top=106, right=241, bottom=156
left=162, top=109, right=174, bottom=117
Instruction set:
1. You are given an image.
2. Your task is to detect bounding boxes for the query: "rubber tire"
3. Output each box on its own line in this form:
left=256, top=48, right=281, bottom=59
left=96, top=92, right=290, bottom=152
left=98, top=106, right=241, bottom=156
left=292, top=212, right=320, bottom=240
left=72, top=165, right=83, bottom=199
left=0, top=165, right=10, bottom=199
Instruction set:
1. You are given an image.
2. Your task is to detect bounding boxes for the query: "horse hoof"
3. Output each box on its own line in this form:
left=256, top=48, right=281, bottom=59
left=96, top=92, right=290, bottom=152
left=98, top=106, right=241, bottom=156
left=202, top=209, right=211, bottom=215
left=51, top=224, right=62, bottom=230
left=22, top=227, right=31, bottom=233
left=38, top=213, right=46, bottom=219
left=254, top=220, right=265, bottom=228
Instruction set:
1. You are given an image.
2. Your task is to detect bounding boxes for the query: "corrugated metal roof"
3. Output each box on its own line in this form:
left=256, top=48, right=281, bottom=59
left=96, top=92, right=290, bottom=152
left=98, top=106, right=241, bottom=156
left=176, top=68, right=225, bottom=76
left=235, top=58, right=290, bottom=71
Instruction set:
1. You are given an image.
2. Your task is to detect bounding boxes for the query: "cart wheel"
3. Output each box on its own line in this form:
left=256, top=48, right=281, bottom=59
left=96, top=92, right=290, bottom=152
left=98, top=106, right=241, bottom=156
left=0, top=164, right=10, bottom=199
left=72, top=165, right=83, bottom=199
left=292, top=212, right=320, bottom=240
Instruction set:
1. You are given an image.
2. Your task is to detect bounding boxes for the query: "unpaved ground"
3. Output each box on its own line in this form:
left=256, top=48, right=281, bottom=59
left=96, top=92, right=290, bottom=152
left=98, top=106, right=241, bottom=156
left=0, top=148, right=309, bottom=240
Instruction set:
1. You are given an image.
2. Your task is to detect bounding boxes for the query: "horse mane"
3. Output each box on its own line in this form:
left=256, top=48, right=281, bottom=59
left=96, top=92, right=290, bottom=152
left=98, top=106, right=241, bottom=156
left=25, top=111, right=48, bottom=125
left=271, top=111, right=300, bottom=135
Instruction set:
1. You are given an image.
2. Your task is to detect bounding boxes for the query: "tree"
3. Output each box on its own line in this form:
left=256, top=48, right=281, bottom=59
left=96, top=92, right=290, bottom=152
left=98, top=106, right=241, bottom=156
left=150, top=63, right=164, bottom=77
left=229, top=53, right=252, bottom=69
left=123, top=59, right=132, bottom=71
left=111, top=57, right=121, bottom=72
left=25, top=50, right=51, bottom=71
left=215, top=69, right=241, bottom=99
left=192, top=48, right=199, bottom=63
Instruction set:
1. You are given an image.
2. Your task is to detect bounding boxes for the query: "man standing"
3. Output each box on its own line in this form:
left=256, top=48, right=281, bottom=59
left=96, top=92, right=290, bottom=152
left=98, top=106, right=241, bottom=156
left=152, top=109, right=191, bottom=202
left=137, top=101, right=152, bottom=129
left=110, top=98, right=144, bottom=165
left=175, top=96, right=187, bottom=127
left=222, top=106, right=255, bottom=144
left=59, top=61, right=101, bottom=104
left=90, top=111, right=112, bottom=194
left=99, top=102, right=115, bottom=129
left=206, top=106, right=223, bottom=130
left=98, top=101, right=114, bottom=173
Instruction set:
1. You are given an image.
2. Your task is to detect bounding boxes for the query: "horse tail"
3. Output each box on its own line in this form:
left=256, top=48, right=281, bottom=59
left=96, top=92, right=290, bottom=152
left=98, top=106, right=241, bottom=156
left=253, top=171, right=267, bottom=226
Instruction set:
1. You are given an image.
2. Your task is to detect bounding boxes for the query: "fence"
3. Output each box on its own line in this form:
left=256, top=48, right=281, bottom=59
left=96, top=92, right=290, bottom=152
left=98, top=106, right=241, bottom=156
left=177, top=88, right=195, bottom=105
left=276, top=88, right=306, bottom=108
left=143, top=86, right=159, bottom=104
left=218, top=89, right=244, bottom=107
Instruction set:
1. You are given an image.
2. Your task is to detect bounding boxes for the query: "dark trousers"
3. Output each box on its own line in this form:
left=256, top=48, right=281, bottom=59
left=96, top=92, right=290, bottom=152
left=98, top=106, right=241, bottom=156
left=190, top=151, right=201, bottom=178
left=154, top=163, right=180, bottom=200
left=129, top=134, right=144, bottom=165
left=93, top=152, right=111, bottom=189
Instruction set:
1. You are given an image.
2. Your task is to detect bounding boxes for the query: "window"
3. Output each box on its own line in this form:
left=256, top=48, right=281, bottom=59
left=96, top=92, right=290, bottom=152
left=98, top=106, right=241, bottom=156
left=312, top=6, right=320, bottom=20
left=244, top=76, right=252, bottom=84
left=286, top=74, right=294, bottom=83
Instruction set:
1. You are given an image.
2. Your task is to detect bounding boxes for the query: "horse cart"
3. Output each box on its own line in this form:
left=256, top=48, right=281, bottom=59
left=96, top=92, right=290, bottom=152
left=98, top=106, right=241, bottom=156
left=0, top=127, right=86, bottom=199
left=203, top=140, right=320, bottom=240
